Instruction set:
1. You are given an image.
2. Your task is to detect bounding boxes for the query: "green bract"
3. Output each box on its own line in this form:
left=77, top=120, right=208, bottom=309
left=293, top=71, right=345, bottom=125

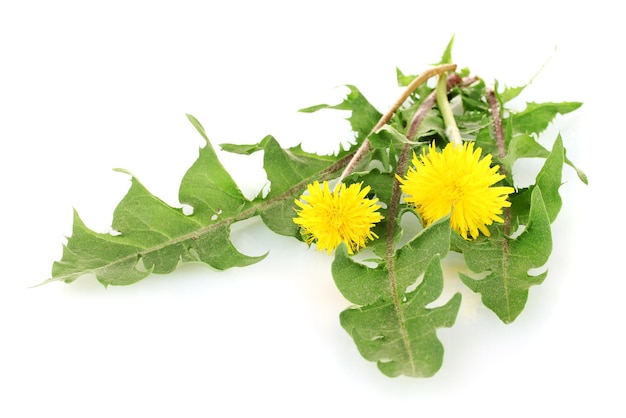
left=46, top=39, right=585, bottom=378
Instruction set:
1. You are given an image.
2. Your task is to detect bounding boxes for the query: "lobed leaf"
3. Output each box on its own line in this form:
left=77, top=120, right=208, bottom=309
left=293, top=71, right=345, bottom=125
left=501, top=133, right=587, bottom=185
left=222, top=134, right=349, bottom=237
left=299, top=85, right=382, bottom=144
left=333, top=217, right=460, bottom=377
left=511, top=101, right=582, bottom=135
left=339, top=255, right=461, bottom=378
left=457, top=187, right=552, bottom=323
left=509, top=135, right=565, bottom=225
left=498, top=84, right=527, bottom=104
left=45, top=44, right=585, bottom=381
left=50, top=169, right=265, bottom=286
left=47, top=115, right=348, bottom=286
left=256, top=137, right=346, bottom=236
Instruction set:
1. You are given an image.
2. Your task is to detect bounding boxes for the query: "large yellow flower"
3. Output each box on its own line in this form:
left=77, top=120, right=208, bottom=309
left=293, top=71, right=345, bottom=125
left=398, top=142, right=515, bottom=240
left=293, top=181, right=384, bottom=254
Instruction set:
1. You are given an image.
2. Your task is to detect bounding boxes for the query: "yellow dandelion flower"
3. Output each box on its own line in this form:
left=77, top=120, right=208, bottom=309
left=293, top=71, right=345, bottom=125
left=293, top=181, right=384, bottom=254
left=398, top=142, right=515, bottom=240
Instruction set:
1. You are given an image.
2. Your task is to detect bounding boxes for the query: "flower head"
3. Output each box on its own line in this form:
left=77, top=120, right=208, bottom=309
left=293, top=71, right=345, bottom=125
left=398, top=142, right=515, bottom=240
left=293, top=181, right=384, bottom=254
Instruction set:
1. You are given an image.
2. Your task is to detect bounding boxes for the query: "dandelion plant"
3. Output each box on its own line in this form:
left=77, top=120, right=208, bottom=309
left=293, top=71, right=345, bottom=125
left=45, top=37, right=585, bottom=378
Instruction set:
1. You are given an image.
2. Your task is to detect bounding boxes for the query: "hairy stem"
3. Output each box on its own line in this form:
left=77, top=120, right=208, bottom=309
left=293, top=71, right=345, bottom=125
left=487, top=87, right=506, bottom=160
left=486, top=86, right=511, bottom=236
left=335, top=63, right=457, bottom=186
left=381, top=140, right=415, bottom=371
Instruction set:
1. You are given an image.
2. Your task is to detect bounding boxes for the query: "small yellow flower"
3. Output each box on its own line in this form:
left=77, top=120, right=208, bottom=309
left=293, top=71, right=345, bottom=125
left=293, top=181, right=384, bottom=254
left=398, top=142, right=515, bottom=240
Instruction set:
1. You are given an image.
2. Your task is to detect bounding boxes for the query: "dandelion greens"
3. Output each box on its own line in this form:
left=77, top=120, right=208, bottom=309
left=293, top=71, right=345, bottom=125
left=45, top=38, right=584, bottom=378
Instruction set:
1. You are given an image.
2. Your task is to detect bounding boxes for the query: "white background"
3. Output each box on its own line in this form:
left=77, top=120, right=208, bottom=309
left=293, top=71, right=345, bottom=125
left=1, top=1, right=623, bottom=417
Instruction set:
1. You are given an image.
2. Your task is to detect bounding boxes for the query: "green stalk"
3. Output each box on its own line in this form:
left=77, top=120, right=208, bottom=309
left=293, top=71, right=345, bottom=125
left=335, top=63, right=457, bottom=188
left=436, top=72, right=462, bottom=146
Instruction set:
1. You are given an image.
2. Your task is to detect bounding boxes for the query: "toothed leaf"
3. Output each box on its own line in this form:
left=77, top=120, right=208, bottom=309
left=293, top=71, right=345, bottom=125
left=511, top=101, right=582, bottom=135
left=299, top=85, right=382, bottom=143
left=333, top=217, right=460, bottom=377
left=458, top=187, right=552, bottom=323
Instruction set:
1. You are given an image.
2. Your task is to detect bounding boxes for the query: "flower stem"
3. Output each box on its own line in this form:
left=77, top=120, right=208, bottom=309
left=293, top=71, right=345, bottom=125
left=406, top=73, right=464, bottom=141
left=335, top=63, right=457, bottom=186
left=486, top=86, right=512, bottom=236
left=436, top=72, right=462, bottom=146
left=487, top=87, right=506, bottom=160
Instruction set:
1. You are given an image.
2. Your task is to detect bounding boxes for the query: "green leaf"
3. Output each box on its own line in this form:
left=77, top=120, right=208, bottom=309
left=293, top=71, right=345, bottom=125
left=500, top=133, right=549, bottom=174
left=458, top=187, right=552, bottom=323
left=459, top=78, right=489, bottom=112
left=333, top=216, right=451, bottom=305
left=333, top=216, right=460, bottom=377
left=299, top=85, right=382, bottom=143
left=339, top=254, right=462, bottom=378
left=499, top=84, right=526, bottom=104
left=222, top=134, right=348, bottom=236
left=47, top=116, right=346, bottom=286
left=510, top=135, right=564, bottom=224
left=474, top=125, right=499, bottom=157
left=396, top=67, right=415, bottom=87
left=511, top=101, right=582, bottom=135
left=368, top=124, right=426, bottom=150
left=180, top=115, right=252, bottom=223
left=501, top=133, right=587, bottom=186
left=44, top=41, right=587, bottom=381
left=219, top=137, right=268, bottom=155
left=411, top=109, right=446, bottom=140
left=439, top=35, right=455, bottom=64
left=255, top=137, right=344, bottom=236
left=50, top=172, right=266, bottom=287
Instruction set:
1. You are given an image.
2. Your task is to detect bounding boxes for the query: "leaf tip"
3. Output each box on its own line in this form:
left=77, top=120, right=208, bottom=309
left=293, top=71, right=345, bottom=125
left=186, top=113, right=209, bottom=143
left=112, top=167, right=133, bottom=176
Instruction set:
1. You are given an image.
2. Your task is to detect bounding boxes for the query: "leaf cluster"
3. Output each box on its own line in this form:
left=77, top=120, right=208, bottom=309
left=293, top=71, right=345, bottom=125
left=46, top=39, right=584, bottom=378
